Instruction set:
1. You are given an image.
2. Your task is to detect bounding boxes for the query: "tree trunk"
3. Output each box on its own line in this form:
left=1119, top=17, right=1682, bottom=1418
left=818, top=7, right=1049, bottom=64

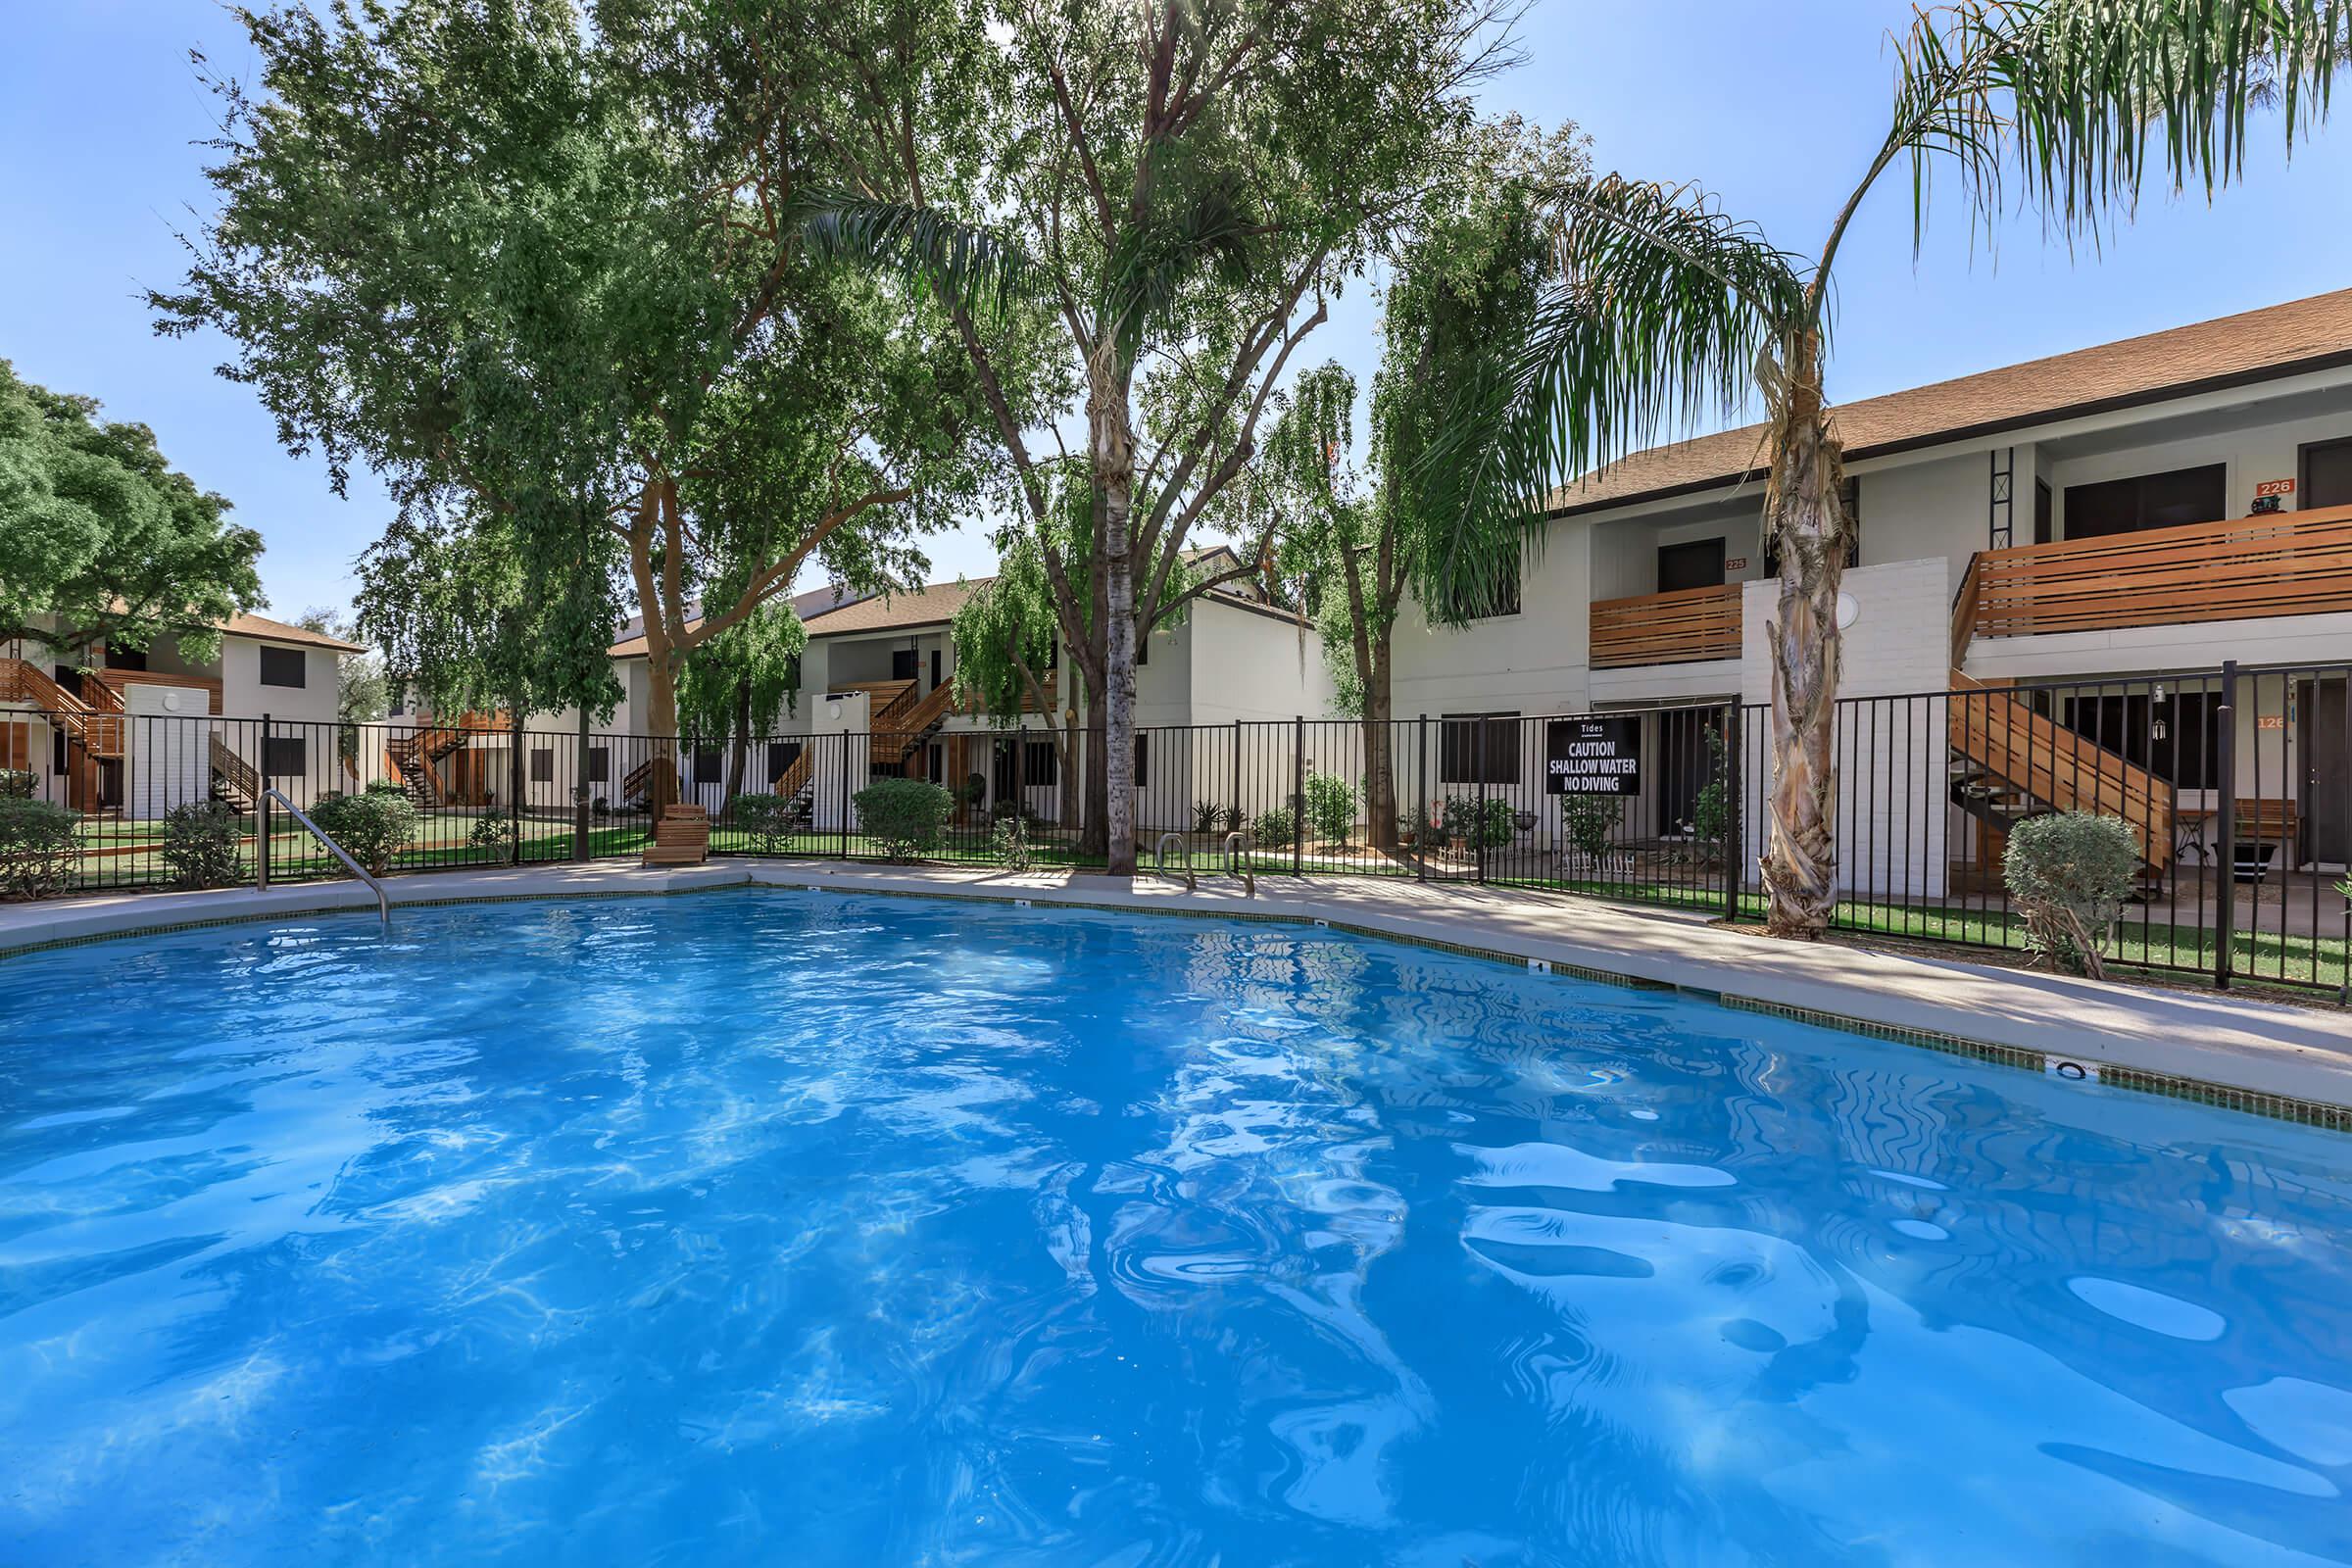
left=1759, top=333, right=1846, bottom=937
left=1361, top=644, right=1396, bottom=853
left=724, top=676, right=750, bottom=804
left=625, top=479, right=682, bottom=812
left=1058, top=706, right=1081, bottom=832
left=1089, top=345, right=1139, bottom=876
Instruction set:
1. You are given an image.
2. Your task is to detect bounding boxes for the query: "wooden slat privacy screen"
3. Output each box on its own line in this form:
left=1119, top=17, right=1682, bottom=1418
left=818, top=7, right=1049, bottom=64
left=1967, top=503, right=2352, bottom=642
left=1590, top=582, right=1742, bottom=668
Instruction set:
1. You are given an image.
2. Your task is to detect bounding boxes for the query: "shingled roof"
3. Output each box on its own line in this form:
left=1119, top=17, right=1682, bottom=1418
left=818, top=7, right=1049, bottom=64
left=1552, top=287, right=2352, bottom=516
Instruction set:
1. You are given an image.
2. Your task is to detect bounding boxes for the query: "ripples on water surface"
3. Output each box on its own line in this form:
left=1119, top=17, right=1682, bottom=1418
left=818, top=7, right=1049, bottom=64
left=2, top=892, right=2350, bottom=1565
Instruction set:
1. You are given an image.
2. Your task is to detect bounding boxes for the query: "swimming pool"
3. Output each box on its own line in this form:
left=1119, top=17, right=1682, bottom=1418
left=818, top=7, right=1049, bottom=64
left=2, top=890, right=2348, bottom=1565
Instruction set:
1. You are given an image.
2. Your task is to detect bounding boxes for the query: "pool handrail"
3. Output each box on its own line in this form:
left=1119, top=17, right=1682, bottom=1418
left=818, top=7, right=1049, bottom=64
left=263, top=787, right=391, bottom=929
left=1152, top=831, right=1197, bottom=893
left=1222, top=831, right=1254, bottom=896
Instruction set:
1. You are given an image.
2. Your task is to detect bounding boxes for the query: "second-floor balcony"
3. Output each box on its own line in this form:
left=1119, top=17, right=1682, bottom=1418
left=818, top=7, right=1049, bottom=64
left=1590, top=582, right=1743, bottom=668
left=1953, top=502, right=2352, bottom=659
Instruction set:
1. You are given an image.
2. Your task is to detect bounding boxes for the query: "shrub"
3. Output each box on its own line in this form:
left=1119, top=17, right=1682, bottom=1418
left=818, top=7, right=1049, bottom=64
left=730, top=792, right=798, bottom=853
left=1219, top=804, right=1244, bottom=833
left=2003, top=810, right=2140, bottom=979
left=466, top=809, right=514, bottom=851
left=1250, top=805, right=1295, bottom=849
left=1193, top=800, right=1223, bottom=834
left=1687, top=727, right=1731, bottom=846
left=854, top=776, right=955, bottom=861
left=0, top=768, right=35, bottom=800
left=1560, top=793, right=1623, bottom=865
left=992, top=814, right=1035, bottom=872
left=314, top=788, right=419, bottom=876
left=161, top=800, right=242, bottom=889
left=0, top=798, right=77, bottom=900
left=1302, top=773, right=1356, bottom=844
left=1442, top=794, right=1513, bottom=849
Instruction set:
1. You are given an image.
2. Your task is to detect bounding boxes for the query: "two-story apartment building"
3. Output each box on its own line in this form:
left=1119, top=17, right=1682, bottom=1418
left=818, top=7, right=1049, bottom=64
left=2, top=612, right=364, bottom=816
left=578, top=556, right=1335, bottom=832
left=1390, top=288, right=2352, bottom=895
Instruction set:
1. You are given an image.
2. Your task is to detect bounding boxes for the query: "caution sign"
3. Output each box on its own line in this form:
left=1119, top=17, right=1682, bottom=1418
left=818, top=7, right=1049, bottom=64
left=1546, top=716, right=1642, bottom=796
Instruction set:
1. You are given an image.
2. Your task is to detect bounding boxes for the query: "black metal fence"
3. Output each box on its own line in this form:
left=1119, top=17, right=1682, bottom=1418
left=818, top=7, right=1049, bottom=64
left=5, top=662, right=2346, bottom=994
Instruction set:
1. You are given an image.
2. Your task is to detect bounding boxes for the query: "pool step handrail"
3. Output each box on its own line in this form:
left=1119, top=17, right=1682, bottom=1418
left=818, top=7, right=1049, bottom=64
left=1152, top=832, right=1197, bottom=893
left=1223, top=831, right=1255, bottom=896
left=263, top=787, right=391, bottom=930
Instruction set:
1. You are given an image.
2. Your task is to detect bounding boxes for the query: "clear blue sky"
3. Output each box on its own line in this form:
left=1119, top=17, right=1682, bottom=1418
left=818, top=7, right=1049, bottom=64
left=6, top=0, right=2348, bottom=624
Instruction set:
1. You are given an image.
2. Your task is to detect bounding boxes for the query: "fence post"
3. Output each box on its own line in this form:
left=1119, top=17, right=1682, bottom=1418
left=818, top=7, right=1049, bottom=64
left=1230, top=718, right=1241, bottom=830
left=1721, top=700, right=1741, bottom=921
left=1476, top=719, right=1488, bottom=885
left=1416, top=713, right=1429, bottom=882
left=255, top=714, right=271, bottom=892
left=1292, top=714, right=1304, bottom=877
left=839, top=730, right=853, bottom=859
left=573, top=707, right=590, bottom=861
left=509, top=709, right=524, bottom=866
left=2215, top=660, right=2238, bottom=990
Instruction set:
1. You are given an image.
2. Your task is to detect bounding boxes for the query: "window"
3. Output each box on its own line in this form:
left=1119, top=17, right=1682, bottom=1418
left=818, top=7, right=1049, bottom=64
left=588, top=746, right=611, bottom=784
left=1022, top=739, right=1058, bottom=787
left=1134, top=732, right=1149, bottom=790
left=1439, top=712, right=1521, bottom=785
left=891, top=648, right=919, bottom=681
left=529, top=747, right=555, bottom=784
left=102, top=644, right=147, bottom=672
left=264, top=735, right=306, bottom=778
left=259, top=645, right=307, bottom=688
left=693, top=743, right=722, bottom=785
left=764, top=742, right=803, bottom=785
left=1657, top=538, right=1726, bottom=594
left=2064, top=464, right=2226, bottom=539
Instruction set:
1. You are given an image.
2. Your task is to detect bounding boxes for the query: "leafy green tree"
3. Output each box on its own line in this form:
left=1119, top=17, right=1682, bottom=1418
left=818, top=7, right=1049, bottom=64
left=818, top=0, right=1514, bottom=870
left=156, top=1, right=1000, bottom=799
left=0, top=360, right=263, bottom=662
left=1431, top=0, right=2344, bottom=936
left=1261, top=137, right=1569, bottom=849
left=677, top=597, right=807, bottom=801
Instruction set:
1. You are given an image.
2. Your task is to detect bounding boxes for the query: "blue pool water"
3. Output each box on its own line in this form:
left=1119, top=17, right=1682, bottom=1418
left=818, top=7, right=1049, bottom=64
left=3, top=893, right=2350, bottom=1566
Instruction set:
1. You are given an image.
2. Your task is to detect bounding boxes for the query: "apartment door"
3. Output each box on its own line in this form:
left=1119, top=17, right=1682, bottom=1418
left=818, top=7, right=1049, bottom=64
left=1657, top=538, right=1726, bottom=594
left=2302, top=436, right=2352, bottom=510
left=2300, top=678, right=2348, bottom=866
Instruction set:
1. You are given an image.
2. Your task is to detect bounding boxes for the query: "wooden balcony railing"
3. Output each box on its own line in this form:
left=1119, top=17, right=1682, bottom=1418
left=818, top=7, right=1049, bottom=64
left=1590, top=583, right=1742, bottom=668
left=1957, top=503, right=2352, bottom=650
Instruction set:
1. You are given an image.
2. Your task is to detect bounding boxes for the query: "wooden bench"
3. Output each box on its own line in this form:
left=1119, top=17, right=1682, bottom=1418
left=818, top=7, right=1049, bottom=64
left=641, top=803, right=710, bottom=867
left=2230, top=798, right=2297, bottom=883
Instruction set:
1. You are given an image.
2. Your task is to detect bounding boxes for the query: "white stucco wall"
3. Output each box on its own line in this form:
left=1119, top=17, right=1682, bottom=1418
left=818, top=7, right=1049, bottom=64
left=1390, top=524, right=1592, bottom=717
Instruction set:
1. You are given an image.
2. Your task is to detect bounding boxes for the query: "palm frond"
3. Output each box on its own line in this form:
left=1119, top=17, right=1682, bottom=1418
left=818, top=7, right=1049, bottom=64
left=794, top=192, right=1036, bottom=314
left=1895, top=0, right=2347, bottom=253
left=1414, top=174, right=1804, bottom=626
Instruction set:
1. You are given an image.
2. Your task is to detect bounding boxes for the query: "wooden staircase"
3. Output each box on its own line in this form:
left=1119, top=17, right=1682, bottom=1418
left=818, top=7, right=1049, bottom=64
left=0, top=657, right=126, bottom=809
left=387, top=713, right=502, bottom=807
left=1946, top=670, right=2172, bottom=887
left=641, top=802, right=710, bottom=866
left=209, top=733, right=261, bottom=812
left=762, top=677, right=959, bottom=821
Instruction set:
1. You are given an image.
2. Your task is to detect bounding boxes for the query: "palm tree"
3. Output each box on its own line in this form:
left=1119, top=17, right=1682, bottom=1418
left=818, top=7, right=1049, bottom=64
left=1431, top=0, right=2342, bottom=936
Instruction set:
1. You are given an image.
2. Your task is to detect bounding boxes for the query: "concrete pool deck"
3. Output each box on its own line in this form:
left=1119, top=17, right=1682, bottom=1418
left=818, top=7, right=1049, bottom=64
left=4, top=859, right=2349, bottom=1125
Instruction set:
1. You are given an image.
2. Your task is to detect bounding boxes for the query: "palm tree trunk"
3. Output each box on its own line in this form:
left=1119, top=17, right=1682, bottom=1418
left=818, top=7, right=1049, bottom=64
left=1361, top=646, right=1396, bottom=852
left=1760, top=334, right=1847, bottom=936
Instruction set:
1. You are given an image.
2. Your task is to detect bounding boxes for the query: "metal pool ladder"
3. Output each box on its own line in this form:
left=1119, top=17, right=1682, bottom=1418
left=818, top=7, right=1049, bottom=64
left=263, top=788, right=391, bottom=930
left=1152, top=832, right=1197, bottom=892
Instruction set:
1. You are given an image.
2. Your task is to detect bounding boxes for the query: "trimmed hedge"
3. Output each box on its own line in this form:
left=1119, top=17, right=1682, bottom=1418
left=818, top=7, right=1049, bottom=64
left=162, top=800, right=243, bottom=889
left=853, top=777, right=955, bottom=861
